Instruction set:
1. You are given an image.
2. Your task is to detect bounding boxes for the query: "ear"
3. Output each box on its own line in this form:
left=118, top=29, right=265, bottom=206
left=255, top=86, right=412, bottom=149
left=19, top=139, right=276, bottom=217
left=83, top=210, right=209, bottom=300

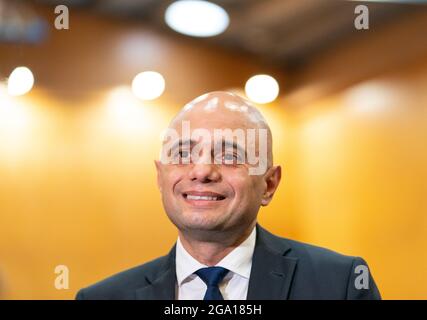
left=261, top=165, right=282, bottom=206
left=154, top=160, right=162, bottom=192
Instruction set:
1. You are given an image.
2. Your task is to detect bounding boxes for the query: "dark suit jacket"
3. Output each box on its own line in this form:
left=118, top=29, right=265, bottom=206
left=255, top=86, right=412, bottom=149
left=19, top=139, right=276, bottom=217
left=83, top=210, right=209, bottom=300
left=76, top=224, right=381, bottom=300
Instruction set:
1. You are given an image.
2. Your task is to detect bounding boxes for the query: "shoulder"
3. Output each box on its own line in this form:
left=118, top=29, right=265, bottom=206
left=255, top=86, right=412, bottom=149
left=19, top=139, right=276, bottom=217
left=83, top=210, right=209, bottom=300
left=75, top=254, right=169, bottom=300
left=284, top=237, right=380, bottom=299
left=258, top=225, right=358, bottom=268
left=257, top=226, right=380, bottom=299
left=287, top=237, right=357, bottom=266
left=257, top=226, right=359, bottom=283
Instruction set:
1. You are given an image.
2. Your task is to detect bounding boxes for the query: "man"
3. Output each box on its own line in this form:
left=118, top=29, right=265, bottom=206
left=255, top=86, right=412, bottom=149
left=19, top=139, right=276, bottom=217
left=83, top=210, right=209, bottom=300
left=76, top=91, right=381, bottom=300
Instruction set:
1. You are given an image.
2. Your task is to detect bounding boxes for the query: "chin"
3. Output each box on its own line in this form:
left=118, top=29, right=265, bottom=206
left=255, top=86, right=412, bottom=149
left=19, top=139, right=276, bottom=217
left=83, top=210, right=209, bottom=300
left=181, top=214, right=227, bottom=231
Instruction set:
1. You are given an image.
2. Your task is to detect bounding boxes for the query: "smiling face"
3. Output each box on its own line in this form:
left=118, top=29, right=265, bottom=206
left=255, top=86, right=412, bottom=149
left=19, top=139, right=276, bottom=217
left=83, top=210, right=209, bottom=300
left=155, top=92, right=281, bottom=240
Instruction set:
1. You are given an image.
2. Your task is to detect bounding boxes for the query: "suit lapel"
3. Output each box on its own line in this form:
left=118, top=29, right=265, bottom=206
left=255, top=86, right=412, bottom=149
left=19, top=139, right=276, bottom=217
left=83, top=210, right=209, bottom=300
left=246, top=225, right=298, bottom=300
left=135, top=246, right=177, bottom=300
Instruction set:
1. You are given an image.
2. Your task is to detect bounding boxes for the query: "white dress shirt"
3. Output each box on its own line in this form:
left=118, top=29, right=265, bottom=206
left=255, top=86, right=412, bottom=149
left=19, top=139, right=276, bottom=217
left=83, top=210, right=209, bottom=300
left=175, top=227, right=256, bottom=300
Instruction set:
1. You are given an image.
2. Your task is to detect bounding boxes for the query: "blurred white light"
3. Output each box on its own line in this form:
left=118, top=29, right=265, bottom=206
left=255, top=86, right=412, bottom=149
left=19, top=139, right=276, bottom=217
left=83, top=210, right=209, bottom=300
left=7, top=66, right=34, bottom=96
left=0, top=82, right=12, bottom=108
left=344, top=81, right=401, bottom=113
left=0, top=82, right=31, bottom=136
left=105, top=86, right=159, bottom=136
left=245, top=74, right=280, bottom=104
left=165, top=0, right=229, bottom=37
left=107, top=86, right=144, bottom=131
left=131, top=71, right=165, bottom=100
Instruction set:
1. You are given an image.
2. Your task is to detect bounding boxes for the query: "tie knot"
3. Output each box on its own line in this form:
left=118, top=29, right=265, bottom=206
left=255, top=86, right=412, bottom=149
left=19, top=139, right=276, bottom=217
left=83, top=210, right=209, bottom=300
left=195, top=267, right=229, bottom=287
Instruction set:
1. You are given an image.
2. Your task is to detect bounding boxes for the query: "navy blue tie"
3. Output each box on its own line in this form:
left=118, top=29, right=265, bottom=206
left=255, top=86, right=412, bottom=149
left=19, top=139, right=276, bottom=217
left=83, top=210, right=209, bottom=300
left=195, top=267, right=229, bottom=300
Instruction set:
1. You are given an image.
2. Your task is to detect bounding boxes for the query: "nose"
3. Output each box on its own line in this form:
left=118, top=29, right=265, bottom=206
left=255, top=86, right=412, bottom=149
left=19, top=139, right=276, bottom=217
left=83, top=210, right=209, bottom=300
left=188, top=163, right=221, bottom=183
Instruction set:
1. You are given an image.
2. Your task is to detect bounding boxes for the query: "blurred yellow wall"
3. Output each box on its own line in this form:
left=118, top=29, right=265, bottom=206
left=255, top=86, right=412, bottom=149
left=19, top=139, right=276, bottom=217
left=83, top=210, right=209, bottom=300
left=0, top=6, right=426, bottom=300
left=281, top=10, right=427, bottom=299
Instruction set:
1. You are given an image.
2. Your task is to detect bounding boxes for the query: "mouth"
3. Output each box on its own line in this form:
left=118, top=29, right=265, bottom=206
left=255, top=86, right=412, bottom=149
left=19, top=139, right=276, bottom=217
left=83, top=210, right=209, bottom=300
left=182, top=191, right=226, bottom=203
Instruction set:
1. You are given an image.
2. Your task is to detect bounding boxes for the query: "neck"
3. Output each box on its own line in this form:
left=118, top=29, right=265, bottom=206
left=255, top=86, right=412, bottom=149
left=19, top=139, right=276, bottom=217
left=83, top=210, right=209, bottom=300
left=178, top=222, right=256, bottom=266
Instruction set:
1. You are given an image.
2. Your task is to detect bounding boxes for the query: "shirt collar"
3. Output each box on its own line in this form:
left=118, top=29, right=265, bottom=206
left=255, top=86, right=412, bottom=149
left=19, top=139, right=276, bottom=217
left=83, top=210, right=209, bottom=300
left=175, top=227, right=257, bottom=286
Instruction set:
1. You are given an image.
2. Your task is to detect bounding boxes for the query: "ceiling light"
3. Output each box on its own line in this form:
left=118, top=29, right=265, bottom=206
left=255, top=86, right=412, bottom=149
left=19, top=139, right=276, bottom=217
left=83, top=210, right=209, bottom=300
left=7, top=66, right=34, bottom=96
left=245, top=74, right=280, bottom=104
left=131, top=71, right=165, bottom=100
left=165, top=0, right=229, bottom=37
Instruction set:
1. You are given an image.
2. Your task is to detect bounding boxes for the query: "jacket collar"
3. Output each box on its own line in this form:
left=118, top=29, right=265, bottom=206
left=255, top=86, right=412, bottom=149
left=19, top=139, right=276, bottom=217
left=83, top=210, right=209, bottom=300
left=246, top=224, right=298, bottom=299
left=135, top=224, right=298, bottom=300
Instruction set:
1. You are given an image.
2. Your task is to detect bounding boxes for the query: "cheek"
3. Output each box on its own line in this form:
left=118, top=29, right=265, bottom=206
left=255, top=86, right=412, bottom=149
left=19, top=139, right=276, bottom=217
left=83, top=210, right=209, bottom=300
left=161, top=167, right=186, bottom=193
left=243, top=177, right=265, bottom=200
left=225, top=171, right=260, bottom=200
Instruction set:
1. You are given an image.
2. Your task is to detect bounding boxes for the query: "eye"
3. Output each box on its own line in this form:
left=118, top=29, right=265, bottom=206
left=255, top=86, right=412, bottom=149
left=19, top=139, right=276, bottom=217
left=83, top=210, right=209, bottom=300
left=218, top=151, right=242, bottom=165
left=180, top=150, right=190, bottom=158
left=224, top=153, right=236, bottom=161
left=172, top=149, right=191, bottom=163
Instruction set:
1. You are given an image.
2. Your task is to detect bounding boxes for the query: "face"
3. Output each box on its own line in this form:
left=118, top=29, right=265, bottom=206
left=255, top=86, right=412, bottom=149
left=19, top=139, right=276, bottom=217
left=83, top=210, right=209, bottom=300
left=155, top=94, right=281, bottom=238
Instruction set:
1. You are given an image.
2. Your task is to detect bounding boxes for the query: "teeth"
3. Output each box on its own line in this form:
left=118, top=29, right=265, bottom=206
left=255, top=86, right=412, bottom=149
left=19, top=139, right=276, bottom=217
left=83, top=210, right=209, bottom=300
left=187, top=195, right=218, bottom=201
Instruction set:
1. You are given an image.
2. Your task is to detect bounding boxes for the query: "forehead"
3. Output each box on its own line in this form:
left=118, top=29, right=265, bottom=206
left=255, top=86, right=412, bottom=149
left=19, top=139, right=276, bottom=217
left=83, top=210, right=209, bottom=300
left=177, top=111, right=254, bottom=131
left=168, top=114, right=262, bottom=154
left=171, top=102, right=260, bottom=133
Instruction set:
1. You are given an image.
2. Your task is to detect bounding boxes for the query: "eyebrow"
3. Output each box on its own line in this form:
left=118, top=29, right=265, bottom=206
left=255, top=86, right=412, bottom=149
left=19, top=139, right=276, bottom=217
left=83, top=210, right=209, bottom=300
left=169, top=139, right=196, bottom=153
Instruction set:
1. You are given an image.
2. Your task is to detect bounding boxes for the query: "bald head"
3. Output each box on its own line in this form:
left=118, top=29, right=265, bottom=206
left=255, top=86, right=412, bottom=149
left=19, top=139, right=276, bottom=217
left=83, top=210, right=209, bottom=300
left=168, top=91, right=273, bottom=168
left=171, top=91, right=268, bottom=127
